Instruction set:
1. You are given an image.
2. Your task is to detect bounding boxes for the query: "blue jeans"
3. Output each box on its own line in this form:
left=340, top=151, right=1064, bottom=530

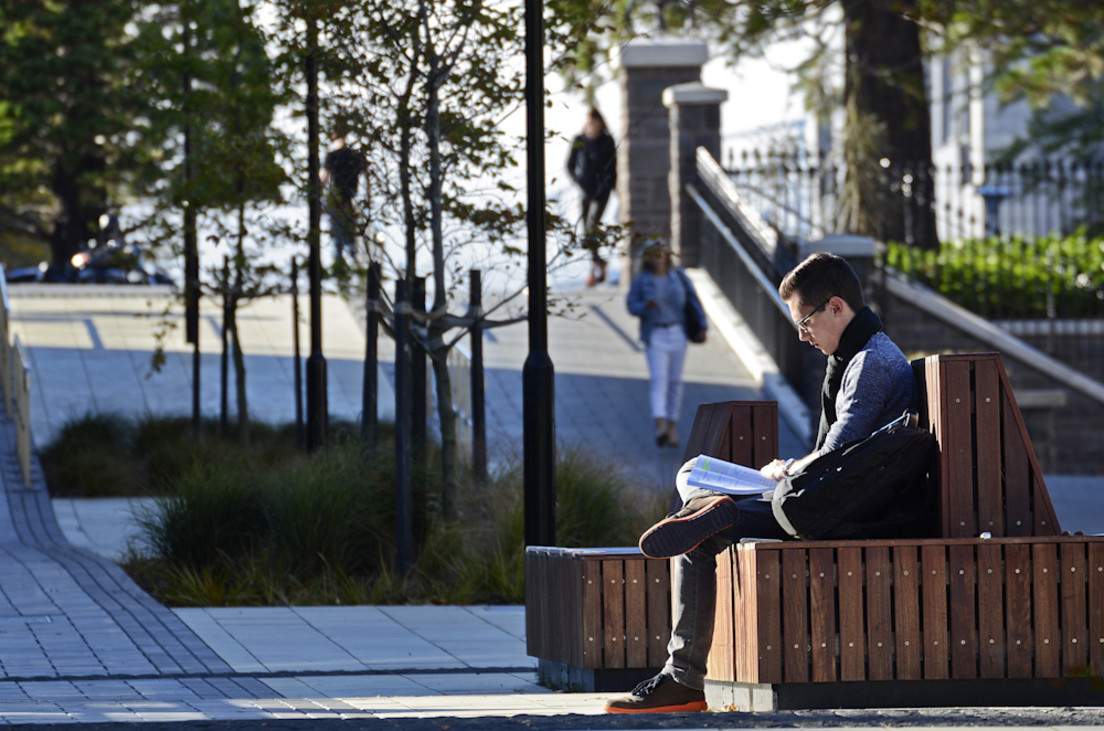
left=663, top=490, right=791, bottom=689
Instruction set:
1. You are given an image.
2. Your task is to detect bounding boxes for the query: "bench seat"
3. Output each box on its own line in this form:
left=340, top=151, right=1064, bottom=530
left=526, top=353, right=1104, bottom=707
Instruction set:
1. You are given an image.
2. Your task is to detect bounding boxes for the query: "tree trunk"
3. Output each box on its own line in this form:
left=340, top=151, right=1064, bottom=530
left=232, top=203, right=250, bottom=443
left=431, top=353, right=458, bottom=519
left=423, top=2, right=459, bottom=518
left=50, top=155, right=106, bottom=267
left=840, top=0, right=938, bottom=249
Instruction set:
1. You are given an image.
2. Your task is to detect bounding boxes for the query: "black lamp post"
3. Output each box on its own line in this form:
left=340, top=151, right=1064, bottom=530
left=305, top=13, right=327, bottom=452
left=523, top=0, right=556, bottom=547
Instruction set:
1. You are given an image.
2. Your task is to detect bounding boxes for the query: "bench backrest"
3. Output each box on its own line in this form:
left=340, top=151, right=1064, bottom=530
left=684, top=353, right=1061, bottom=539
left=916, top=352, right=1060, bottom=538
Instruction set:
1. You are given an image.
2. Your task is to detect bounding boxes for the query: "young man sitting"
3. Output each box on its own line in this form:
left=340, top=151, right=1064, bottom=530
left=605, top=251, right=916, bottom=714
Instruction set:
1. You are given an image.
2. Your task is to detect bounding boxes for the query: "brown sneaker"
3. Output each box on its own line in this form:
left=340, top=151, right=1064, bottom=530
left=638, top=494, right=739, bottom=559
left=605, top=672, right=706, bottom=714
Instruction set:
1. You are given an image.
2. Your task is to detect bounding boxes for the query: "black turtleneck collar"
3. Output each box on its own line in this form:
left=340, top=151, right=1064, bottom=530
left=816, top=305, right=883, bottom=450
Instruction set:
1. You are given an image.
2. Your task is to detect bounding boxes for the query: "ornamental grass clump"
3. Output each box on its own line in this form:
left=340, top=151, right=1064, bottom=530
left=45, top=412, right=662, bottom=606
left=40, top=412, right=144, bottom=497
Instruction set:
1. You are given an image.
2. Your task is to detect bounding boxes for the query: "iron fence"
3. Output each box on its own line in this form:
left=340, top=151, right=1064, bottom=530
left=724, top=150, right=1104, bottom=245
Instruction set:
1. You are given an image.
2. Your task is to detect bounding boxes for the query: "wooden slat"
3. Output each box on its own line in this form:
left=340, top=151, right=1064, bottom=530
left=942, top=360, right=976, bottom=537
left=782, top=549, right=810, bottom=683
left=755, top=549, right=783, bottom=684
left=994, top=359, right=1061, bottom=535
left=973, top=357, right=1004, bottom=535
left=949, top=543, right=978, bottom=679
left=1002, top=387, right=1033, bottom=537
left=750, top=402, right=780, bottom=469
left=921, top=544, right=949, bottom=679
left=1060, top=542, right=1088, bottom=675
left=524, top=552, right=541, bottom=658
left=1089, top=543, right=1104, bottom=676
left=601, top=560, right=626, bottom=669
left=624, top=558, right=647, bottom=668
left=1033, top=543, right=1060, bottom=677
left=1004, top=543, right=1033, bottom=678
left=727, top=404, right=755, bottom=467
left=809, top=548, right=837, bottom=682
left=976, top=542, right=1005, bottom=678
left=837, top=547, right=864, bottom=681
left=893, top=545, right=922, bottom=680
left=864, top=546, right=894, bottom=681
left=924, top=357, right=947, bottom=530
left=681, top=402, right=735, bottom=462
left=581, top=559, right=603, bottom=668
left=711, top=550, right=736, bottom=683
left=732, top=548, right=752, bottom=683
left=645, top=557, right=670, bottom=666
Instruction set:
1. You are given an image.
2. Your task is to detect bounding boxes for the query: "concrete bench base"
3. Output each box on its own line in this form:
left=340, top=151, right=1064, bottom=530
left=706, top=677, right=1104, bottom=712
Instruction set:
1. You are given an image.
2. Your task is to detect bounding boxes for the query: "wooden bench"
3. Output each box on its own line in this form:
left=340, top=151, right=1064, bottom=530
left=526, top=353, right=1104, bottom=706
left=525, top=401, right=779, bottom=691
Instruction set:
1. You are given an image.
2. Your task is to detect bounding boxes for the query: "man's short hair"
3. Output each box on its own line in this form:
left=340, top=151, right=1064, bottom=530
left=778, top=252, right=865, bottom=311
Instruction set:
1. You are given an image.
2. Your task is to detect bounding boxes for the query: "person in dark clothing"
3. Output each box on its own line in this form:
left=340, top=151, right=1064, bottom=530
left=606, top=252, right=916, bottom=714
left=320, top=130, right=366, bottom=263
left=567, top=108, right=617, bottom=286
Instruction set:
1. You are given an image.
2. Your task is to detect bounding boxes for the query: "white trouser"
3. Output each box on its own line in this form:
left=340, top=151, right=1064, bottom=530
left=645, top=323, right=687, bottom=422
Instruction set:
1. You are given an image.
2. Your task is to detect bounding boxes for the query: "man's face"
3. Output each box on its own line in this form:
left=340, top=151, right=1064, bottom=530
left=786, top=296, right=849, bottom=355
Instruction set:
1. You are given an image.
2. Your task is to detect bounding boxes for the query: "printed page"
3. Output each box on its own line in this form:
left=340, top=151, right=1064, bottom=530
left=686, top=454, right=778, bottom=495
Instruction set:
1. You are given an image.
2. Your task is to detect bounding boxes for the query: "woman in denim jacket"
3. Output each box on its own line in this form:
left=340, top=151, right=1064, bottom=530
left=627, top=242, right=707, bottom=447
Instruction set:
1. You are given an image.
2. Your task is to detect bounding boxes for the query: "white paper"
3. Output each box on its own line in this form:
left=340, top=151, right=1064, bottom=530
left=686, top=454, right=779, bottom=495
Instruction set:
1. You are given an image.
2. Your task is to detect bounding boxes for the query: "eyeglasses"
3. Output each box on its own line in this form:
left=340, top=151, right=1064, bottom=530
left=795, top=297, right=832, bottom=333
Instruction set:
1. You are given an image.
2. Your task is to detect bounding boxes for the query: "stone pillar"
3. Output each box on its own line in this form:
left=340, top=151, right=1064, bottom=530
left=613, top=38, right=708, bottom=275
left=664, top=83, right=727, bottom=267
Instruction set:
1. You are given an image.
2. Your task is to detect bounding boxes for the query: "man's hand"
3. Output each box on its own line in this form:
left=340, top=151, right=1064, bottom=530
left=760, top=459, right=791, bottom=481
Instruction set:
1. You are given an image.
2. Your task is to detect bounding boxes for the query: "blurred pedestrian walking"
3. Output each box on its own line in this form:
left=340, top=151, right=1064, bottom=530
left=626, top=241, right=707, bottom=447
left=567, top=108, right=617, bottom=286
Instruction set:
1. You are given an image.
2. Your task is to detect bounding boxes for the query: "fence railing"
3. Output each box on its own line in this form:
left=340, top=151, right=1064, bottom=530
left=693, top=147, right=1104, bottom=464
left=725, top=150, right=1104, bottom=245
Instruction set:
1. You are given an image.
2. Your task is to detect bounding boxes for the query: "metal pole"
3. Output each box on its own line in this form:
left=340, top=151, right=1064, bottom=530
left=523, top=0, right=556, bottom=547
left=305, top=14, right=328, bottom=451
left=362, top=261, right=380, bottom=448
left=182, top=7, right=200, bottom=436
left=470, top=269, right=487, bottom=488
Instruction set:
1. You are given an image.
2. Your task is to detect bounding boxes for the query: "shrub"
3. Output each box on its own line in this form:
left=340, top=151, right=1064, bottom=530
left=884, top=231, right=1104, bottom=319
left=123, top=438, right=655, bottom=606
left=40, top=412, right=144, bottom=497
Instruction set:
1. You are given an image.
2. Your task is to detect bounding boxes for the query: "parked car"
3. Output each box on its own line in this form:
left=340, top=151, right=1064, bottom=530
left=4, top=215, right=173, bottom=285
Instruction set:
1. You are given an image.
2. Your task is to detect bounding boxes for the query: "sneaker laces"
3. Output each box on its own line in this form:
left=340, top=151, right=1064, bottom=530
left=630, top=673, right=669, bottom=698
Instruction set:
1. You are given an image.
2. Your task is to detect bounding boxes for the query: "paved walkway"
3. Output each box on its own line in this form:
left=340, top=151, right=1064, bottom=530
left=2, top=278, right=1103, bottom=726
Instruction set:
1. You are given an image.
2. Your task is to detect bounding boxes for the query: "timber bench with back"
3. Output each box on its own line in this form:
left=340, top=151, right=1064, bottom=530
left=525, top=352, right=1104, bottom=708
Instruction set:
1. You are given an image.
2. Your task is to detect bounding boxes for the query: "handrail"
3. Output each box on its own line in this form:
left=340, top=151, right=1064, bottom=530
left=686, top=185, right=791, bottom=322
left=696, top=147, right=782, bottom=257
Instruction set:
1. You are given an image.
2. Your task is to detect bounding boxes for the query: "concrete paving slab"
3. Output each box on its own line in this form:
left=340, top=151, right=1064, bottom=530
left=5, top=282, right=1104, bottom=727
